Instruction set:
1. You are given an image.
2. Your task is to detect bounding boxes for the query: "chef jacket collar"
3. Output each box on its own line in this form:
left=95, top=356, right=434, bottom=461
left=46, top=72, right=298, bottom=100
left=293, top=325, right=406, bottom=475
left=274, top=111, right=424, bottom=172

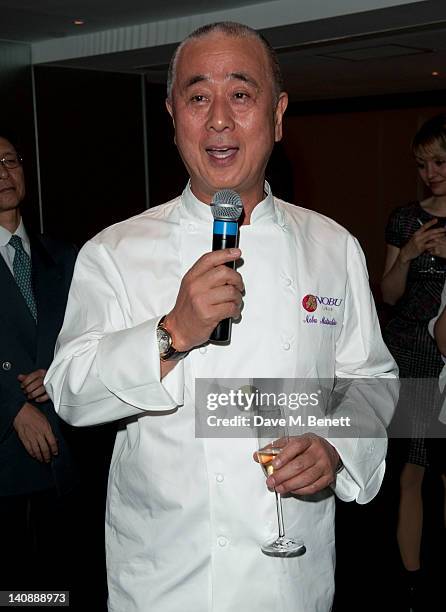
left=181, top=181, right=278, bottom=226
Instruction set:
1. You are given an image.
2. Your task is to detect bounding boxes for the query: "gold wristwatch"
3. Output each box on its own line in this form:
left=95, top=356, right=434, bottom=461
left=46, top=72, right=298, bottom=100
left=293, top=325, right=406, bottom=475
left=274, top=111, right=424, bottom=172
left=156, top=316, right=189, bottom=361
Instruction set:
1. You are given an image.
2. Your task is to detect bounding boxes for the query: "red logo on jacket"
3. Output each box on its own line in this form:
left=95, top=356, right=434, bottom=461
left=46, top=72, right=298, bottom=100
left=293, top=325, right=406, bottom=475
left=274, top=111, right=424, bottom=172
left=302, top=294, right=317, bottom=312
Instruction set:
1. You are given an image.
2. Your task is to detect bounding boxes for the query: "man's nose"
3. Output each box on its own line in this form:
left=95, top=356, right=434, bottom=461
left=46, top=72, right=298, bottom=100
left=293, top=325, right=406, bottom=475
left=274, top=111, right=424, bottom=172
left=206, top=97, right=235, bottom=132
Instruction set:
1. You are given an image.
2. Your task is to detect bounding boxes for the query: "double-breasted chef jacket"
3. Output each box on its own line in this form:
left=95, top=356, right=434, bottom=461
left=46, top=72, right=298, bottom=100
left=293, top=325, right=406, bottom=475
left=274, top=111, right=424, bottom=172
left=46, top=183, right=397, bottom=612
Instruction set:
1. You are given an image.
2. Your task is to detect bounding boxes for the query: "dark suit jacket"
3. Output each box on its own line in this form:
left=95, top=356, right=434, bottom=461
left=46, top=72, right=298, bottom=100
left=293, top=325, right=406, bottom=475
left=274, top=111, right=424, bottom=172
left=0, top=231, right=78, bottom=497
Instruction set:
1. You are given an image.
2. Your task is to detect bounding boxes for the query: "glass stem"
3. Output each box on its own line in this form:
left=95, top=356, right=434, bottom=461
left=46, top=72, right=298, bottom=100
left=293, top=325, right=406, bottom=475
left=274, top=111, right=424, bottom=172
left=275, top=490, right=285, bottom=538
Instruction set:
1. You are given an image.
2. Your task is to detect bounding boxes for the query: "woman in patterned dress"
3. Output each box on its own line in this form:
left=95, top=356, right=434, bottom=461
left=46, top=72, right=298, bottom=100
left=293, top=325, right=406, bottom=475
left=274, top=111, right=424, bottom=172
left=381, top=113, right=446, bottom=607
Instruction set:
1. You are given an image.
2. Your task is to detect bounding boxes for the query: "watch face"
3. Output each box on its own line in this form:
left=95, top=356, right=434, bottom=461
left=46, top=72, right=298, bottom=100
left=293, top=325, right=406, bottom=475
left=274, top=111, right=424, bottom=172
left=157, top=327, right=171, bottom=355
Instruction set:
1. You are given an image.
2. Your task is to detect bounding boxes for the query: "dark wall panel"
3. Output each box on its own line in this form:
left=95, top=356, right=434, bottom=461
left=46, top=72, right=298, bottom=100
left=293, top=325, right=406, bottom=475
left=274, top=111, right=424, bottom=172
left=34, top=67, right=146, bottom=246
left=145, top=82, right=188, bottom=207
left=282, top=103, right=445, bottom=286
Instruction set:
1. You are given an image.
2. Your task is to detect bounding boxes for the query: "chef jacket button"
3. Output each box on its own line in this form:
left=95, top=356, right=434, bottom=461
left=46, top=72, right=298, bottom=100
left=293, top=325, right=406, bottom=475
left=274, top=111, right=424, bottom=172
left=187, top=223, right=196, bottom=232
left=282, top=342, right=291, bottom=351
left=216, top=473, right=224, bottom=483
left=199, top=346, right=207, bottom=355
left=2, top=361, right=12, bottom=371
left=285, top=278, right=292, bottom=287
left=218, top=536, right=228, bottom=547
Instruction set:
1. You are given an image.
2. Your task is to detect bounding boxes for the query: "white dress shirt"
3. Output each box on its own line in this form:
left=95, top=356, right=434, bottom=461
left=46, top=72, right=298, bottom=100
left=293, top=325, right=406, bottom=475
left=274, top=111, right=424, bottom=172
left=0, top=218, right=31, bottom=274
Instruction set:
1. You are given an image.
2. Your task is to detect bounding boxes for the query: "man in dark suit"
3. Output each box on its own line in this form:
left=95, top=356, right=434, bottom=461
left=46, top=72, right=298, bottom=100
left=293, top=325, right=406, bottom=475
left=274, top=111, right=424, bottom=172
left=0, top=131, right=78, bottom=591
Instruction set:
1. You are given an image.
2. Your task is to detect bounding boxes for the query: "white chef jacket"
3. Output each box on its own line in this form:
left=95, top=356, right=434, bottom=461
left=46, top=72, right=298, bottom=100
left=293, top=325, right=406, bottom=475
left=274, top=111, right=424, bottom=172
left=428, top=284, right=446, bottom=424
left=46, top=183, right=397, bottom=612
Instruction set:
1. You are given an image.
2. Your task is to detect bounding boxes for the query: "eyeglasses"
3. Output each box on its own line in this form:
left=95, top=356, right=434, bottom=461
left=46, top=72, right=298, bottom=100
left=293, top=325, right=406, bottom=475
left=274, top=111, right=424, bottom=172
left=0, top=154, right=23, bottom=170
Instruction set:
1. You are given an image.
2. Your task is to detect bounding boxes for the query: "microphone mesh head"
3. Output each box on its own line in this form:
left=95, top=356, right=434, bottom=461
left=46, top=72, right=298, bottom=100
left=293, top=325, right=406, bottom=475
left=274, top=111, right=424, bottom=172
left=210, top=190, right=243, bottom=221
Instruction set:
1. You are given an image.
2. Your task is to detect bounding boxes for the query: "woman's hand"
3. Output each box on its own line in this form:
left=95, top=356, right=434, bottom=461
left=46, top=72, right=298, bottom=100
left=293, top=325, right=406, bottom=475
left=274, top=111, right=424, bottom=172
left=399, top=218, right=446, bottom=263
left=426, top=234, right=446, bottom=259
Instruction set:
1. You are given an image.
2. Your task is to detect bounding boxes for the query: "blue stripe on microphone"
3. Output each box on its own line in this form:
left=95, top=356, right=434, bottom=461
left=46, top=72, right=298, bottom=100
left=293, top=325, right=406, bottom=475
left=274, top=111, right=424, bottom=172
left=213, top=220, right=238, bottom=235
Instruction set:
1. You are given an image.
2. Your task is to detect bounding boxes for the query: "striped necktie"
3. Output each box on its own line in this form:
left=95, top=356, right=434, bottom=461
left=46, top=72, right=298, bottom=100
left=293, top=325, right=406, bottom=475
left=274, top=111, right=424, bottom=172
left=8, top=234, right=37, bottom=321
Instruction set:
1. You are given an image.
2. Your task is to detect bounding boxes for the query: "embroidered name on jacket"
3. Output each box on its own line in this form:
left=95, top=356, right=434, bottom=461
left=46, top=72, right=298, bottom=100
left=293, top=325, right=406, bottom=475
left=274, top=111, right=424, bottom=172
left=301, top=293, right=343, bottom=326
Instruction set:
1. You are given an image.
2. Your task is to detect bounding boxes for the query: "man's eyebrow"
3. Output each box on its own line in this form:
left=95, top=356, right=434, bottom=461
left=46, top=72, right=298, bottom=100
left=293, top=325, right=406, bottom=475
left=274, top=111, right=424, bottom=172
left=228, top=72, right=259, bottom=89
left=184, top=74, right=208, bottom=89
left=182, top=72, right=260, bottom=90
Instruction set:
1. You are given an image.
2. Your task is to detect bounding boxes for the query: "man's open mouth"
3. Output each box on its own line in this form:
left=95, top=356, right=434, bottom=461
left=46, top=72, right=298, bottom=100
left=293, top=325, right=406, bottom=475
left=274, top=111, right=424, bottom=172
left=206, top=147, right=238, bottom=159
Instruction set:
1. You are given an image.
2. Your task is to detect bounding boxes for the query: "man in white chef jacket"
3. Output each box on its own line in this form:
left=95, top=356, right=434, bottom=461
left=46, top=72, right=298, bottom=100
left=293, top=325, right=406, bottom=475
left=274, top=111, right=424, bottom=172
left=45, top=21, right=397, bottom=612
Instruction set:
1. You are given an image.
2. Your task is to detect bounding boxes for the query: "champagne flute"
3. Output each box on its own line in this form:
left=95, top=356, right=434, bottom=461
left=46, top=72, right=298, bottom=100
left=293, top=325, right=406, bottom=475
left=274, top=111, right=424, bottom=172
left=256, top=408, right=306, bottom=558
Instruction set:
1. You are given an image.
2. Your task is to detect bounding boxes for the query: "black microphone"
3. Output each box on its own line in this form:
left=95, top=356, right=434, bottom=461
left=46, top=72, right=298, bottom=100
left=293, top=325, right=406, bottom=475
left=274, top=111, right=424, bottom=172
left=210, top=189, right=243, bottom=343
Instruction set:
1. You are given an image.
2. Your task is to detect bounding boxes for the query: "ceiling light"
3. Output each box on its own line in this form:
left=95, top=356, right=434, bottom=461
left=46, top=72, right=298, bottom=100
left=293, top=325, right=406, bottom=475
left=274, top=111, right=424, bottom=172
left=73, top=19, right=85, bottom=26
left=432, top=71, right=440, bottom=76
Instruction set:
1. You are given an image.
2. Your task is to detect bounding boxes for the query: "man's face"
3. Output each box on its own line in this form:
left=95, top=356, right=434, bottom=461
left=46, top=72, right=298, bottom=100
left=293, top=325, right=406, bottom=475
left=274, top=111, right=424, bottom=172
left=166, top=32, right=288, bottom=209
left=0, top=137, right=25, bottom=214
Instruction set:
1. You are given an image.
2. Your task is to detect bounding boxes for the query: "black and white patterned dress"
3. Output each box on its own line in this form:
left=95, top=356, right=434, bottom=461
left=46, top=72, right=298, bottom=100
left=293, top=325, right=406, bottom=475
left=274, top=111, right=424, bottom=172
left=384, top=202, right=445, bottom=466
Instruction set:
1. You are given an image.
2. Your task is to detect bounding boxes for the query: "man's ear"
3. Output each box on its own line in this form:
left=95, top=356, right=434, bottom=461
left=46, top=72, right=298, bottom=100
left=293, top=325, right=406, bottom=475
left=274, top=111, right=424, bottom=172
left=165, top=98, right=176, bottom=144
left=165, top=97, right=173, bottom=119
left=274, top=92, right=288, bottom=143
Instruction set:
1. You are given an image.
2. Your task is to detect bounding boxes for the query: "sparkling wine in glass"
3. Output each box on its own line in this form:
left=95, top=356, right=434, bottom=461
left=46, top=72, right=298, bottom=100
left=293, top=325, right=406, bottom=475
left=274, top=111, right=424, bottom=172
left=256, top=413, right=306, bottom=558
